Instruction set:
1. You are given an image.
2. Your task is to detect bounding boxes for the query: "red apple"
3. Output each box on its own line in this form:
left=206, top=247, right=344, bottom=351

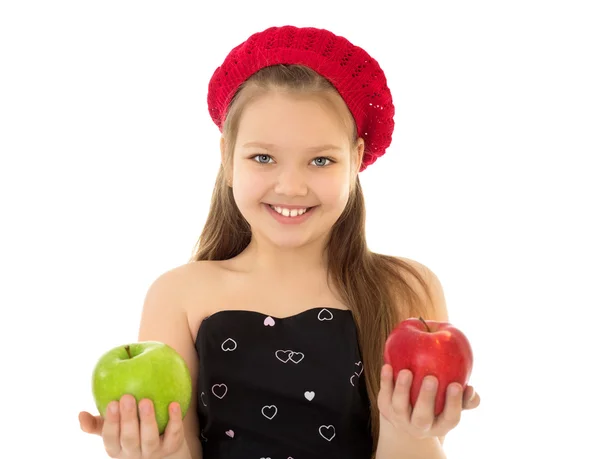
left=383, top=317, right=474, bottom=416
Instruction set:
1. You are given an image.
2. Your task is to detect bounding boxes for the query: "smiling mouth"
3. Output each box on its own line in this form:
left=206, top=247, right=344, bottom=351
left=265, top=203, right=317, bottom=217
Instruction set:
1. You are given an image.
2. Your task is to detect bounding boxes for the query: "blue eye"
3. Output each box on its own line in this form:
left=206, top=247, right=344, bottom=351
left=252, top=154, right=273, bottom=164
left=312, top=157, right=332, bottom=167
left=251, top=155, right=334, bottom=167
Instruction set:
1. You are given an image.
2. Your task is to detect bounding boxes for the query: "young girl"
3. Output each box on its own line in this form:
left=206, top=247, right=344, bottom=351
left=79, top=25, right=480, bottom=459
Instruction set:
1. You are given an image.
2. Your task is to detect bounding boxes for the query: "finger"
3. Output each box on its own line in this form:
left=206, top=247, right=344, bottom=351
left=377, top=365, right=395, bottom=412
left=161, top=402, right=185, bottom=455
left=101, top=401, right=121, bottom=458
left=435, top=382, right=463, bottom=431
left=139, top=399, right=161, bottom=456
left=463, top=387, right=480, bottom=410
left=390, top=369, right=413, bottom=421
left=463, top=385, right=473, bottom=405
left=119, top=394, right=141, bottom=454
left=79, top=411, right=103, bottom=435
left=410, top=375, right=437, bottom=431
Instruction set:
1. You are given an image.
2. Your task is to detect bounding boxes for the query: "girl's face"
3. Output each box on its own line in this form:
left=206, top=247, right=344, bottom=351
left=228, top=91, right=362, bottom=251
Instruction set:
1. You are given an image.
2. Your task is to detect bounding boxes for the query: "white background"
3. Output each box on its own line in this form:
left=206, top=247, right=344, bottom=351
left=1, top=1, right=598, bottom=458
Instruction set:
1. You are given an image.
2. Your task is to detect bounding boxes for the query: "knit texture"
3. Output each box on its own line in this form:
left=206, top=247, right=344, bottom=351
left=207, top=25, right=395, bottom=171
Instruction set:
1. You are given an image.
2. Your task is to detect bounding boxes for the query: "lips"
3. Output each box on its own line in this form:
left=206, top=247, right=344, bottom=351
left=268, top=204, right=313, bottom=217
left=263, top=203, right=317, bottom=224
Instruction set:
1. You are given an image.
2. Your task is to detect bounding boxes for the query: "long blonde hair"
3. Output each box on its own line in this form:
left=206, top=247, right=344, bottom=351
left=189, top=64, right=434, bottom=449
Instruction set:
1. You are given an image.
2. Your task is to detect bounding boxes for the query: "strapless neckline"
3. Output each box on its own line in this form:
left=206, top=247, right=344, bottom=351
left=201, top=306, right=353, bottom=322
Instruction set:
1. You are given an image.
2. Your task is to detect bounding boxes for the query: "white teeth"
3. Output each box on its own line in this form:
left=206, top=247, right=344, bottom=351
left=269, top=205, right=309, bottom=217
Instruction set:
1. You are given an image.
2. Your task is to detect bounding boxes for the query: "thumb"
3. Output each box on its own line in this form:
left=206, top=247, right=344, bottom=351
left=78, top=411, right=104, bottom=435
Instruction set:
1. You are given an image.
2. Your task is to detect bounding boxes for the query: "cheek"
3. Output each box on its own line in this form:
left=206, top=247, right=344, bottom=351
left=315, top=174, right=351, bottom=208
left=232, top=173, right=266, bottom=208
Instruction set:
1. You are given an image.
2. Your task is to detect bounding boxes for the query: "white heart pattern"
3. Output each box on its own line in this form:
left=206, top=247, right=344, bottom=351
left=355, top=360, right=363, bottom=376
left=275, top=349, right=305, bottom=364
left=261, top=405, right=278, bottom=420
left=289, top=352, right=304, bottom=364
left=319, top=425, right=336, bottom=441
left=350, top=374, right=357, bottom=387
left=317, top=308, right=334, bottom=321
left=304, top=391, right=315, bottom=401
left=200, top=391, right=207, bottom=406
left=225, top=429, right=234, bottom=438
left=211, top=383, right=228, bottom=399
left=221, top=338, right=237, bottom=352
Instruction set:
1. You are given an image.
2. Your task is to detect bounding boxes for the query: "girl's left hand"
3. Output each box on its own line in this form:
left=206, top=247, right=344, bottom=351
left=377, top=364, right=480, bottom=440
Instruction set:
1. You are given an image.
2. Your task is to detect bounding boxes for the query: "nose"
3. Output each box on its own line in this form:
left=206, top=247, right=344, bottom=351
left=273, top=166, right=309, bottom=197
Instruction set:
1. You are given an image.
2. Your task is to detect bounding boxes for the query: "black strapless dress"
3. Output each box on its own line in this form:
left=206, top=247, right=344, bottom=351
left=194, top=307, right=374, bottom=459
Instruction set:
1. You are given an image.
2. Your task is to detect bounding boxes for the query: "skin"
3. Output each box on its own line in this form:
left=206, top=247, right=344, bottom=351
left=222, top=90, right=364, bottom=279
left=377, top=266, right=481, bottom=451
left=227, top=91, right=481, bottom=449
left=78, top=90, right=481, bottom=457
left=378, top=366, right=480, bottom=444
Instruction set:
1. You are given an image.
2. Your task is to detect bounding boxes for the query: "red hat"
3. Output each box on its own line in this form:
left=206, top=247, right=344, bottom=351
left=207, top=25, right=395, bottom=171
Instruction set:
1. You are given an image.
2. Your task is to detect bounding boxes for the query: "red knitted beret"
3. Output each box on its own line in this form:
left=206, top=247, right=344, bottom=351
left=207, top=25, right=395, bottom=171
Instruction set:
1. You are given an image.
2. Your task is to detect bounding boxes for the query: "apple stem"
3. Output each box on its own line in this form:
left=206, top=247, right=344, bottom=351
left=125, top=345, right=132, bottom=359
left=418, top=316, right=432, bottom=333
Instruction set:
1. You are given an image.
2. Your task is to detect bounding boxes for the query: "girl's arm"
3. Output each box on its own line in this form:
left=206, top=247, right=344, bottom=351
left=138, top=267, right=204, bottom=459
left=375, top=257, right=479, bottom=458
left=375, top=425, right=446, bottom=459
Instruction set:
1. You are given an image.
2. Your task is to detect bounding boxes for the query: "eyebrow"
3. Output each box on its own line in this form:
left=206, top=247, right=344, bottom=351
left=242, top=141, right=343, bottom=153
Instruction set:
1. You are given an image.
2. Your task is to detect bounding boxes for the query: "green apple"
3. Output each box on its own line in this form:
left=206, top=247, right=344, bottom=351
left=91, top=341, right=192, bottom=435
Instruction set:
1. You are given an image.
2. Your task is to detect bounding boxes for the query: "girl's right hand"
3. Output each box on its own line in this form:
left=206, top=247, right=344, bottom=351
left=79, top=394, right=188, bottom=458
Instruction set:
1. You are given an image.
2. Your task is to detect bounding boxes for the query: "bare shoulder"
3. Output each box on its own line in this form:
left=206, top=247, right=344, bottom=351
left=137, top=260, right=222, bottom=458
left=145, top=259, right=228, bottom=303
left=391, top=255, right=435, bottom=289
left=148, top=260, right=229, bottom=336
left=146, top=260, right=221, bottom=295
left=392, top=256, right=449, bottom=321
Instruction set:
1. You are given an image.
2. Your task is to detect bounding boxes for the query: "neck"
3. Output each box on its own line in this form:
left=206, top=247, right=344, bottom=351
left=238, top=236, right=329, bottom=280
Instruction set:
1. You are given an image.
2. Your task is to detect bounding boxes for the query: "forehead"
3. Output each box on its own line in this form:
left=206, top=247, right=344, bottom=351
left=236, top=91, right=350, bottom=149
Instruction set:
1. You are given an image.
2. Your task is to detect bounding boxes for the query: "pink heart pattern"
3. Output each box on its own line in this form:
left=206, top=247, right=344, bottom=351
left=264, top=316, right=275, bottom=326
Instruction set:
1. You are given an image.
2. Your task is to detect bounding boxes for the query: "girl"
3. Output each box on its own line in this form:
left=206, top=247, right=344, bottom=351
left=79, top=25, right=480, bottom=459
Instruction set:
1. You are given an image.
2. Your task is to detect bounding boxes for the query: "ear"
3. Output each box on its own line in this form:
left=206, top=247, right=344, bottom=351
left=353, top=138, right=365, bottom=176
